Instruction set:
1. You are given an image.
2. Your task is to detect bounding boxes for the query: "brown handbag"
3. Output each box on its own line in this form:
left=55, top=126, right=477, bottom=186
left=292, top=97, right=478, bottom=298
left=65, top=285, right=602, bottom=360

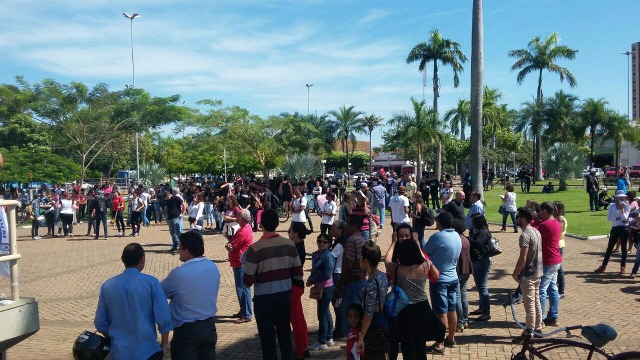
left=309, top=286, right=323, bottom=300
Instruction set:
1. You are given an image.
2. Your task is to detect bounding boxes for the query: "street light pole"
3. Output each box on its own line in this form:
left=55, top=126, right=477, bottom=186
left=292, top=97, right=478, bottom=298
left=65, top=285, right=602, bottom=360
left=305, top=84, right=313, bottom=116
left=123, top=12, right=141, bottom=182
left=623, top=51, right=631, bottom=120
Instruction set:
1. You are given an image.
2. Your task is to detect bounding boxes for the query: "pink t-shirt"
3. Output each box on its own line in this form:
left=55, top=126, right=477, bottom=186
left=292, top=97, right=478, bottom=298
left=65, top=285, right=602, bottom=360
left=535, top=218, right=562, bottom=266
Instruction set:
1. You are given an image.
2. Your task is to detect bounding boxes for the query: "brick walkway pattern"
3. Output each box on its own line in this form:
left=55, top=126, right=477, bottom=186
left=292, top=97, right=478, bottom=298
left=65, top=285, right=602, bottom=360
left=2, top=215, right=640, bottom=359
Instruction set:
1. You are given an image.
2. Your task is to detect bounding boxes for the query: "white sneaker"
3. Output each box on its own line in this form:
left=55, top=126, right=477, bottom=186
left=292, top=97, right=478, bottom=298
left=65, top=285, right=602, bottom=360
left=32, top=236, right=41, bottom=240
left=327, top=338, right=334, bottom=346
left=309, top=342, right=328, bottom=351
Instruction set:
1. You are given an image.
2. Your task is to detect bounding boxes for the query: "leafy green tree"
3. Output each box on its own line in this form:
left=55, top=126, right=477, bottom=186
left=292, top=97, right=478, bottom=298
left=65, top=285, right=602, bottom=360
left=545, top=143, right=584, bottom=190
left=360, top=114, right=384, bottom=176
left=329, top=106, right=363, bottom=179
left=541, top=90, right=580, bottom=146
left=602, top=111, right=640, bottom=167
left=407, top=29, right=467, bottom=179
left=0, top=146, right=82, bottom=183
left=577, top=98, right=609, bottom=165
left=509, top=32, right=578, bottom=180
left=443, top=99, right=470, bottom=140
left=282, top=154, right=322, bottom=180
left=388, top=98, right=442, bottom=183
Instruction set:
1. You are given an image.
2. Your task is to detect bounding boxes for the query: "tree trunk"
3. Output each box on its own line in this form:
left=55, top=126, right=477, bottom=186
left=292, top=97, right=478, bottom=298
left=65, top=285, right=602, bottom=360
left=346, top=132, right=350, bottom=186
left=417, top=141, right=423, bottom=184
left=369, top=130, right=373, bottom=178
left=589, top=125, right=595, bottom=166
left=534, top=69, right=544, bottom=181
left=461, top=125, right=466, bottom=141
left=470, top=0, right=484, bottom=195
left=433, top=61, right=441, bottom=180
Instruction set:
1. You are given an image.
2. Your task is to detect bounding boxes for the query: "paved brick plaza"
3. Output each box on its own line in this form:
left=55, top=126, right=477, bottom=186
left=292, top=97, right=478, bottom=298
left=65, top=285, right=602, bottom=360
left=2, top=216, right=640, bottom=359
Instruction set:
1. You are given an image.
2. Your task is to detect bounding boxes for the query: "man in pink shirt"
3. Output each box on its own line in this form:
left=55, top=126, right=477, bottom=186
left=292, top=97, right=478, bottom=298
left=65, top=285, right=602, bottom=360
left=533, top=202, right=562, bottom=327
left=225, top=209, right=254, bottom=323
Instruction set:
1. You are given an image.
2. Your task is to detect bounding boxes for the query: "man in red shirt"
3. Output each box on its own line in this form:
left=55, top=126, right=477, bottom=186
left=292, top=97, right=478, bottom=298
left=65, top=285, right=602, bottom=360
left=225, top=209, right=254, bottom=323
left=533, top=202, right=562, bottom=327
left=111, top=191, right=126, bottom=237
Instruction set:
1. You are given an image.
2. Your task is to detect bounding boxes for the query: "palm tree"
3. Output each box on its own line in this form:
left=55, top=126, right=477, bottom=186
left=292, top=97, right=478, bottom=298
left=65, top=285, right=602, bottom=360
left=407, top=29, right=467, bottom=179
left=443, top=99, right=470, bottom=140
left=470, top=0, right=484, bottom=193
left=388, top=98, right=440, bottom=184
left=329, top=105, right=363, bottom=180
left=509, top=32, right=578, bottom=180
left=577, top=98, right=608, bottom=166
left=541, top=90, right=580, bottom=146
left=602, top=111, right=640, bottom=167
left=360, top=114, right=384, bottom=177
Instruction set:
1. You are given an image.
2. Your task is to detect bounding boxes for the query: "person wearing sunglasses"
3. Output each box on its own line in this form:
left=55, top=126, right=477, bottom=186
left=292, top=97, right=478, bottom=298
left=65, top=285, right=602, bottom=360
left=306, top=234, right=336, bottom=352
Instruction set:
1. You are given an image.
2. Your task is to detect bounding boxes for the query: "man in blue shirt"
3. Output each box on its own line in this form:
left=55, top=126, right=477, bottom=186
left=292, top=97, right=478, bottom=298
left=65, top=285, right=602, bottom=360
left=465, top=191, right=485, bottom=230
left=94, top=243, right=172, bottom=360
left=423, top=212, right=462, bottom=354
left=162, top=231, right=221, bottom=360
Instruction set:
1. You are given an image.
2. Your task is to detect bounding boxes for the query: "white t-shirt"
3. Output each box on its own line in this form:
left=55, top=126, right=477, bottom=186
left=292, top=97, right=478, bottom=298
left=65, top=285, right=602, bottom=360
left=331, top=243, right=344, bottom=274
left=139, top=192, right=150, bottom=206
left=189, top=202, right=204, bottom=220
left=389, top=194, right=410, bottom=224
left=441, top=188, right=454, bottom=205
left=292, top=196, right=307, bottom=223
left=60, top=199, right=74, bottom=214
left=322, top=201, right=337, bottom=225
left=503, top=191, right=517, bottom=212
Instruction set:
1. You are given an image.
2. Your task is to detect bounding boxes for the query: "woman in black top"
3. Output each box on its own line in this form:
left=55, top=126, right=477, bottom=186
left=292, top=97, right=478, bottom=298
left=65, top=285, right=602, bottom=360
left=468, top=213, right=492, bottom=321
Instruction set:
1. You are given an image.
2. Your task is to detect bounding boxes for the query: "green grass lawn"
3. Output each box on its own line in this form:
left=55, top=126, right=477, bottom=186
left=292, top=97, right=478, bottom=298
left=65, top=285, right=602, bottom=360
left=482, top=184, right=610, bottom=238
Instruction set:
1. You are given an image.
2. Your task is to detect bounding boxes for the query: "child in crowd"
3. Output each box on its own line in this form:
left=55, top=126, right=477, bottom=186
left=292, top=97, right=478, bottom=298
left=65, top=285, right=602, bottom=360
left=346, top=303, right=364, bottom=360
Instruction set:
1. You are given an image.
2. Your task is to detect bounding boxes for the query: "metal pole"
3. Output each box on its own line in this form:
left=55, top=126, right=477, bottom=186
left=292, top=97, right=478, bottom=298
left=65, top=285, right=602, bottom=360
left=224, top=147, right=227, bottom=180
left=124, top=13, right=141, bottom=182
left=305, top=84, right=313, bottom=116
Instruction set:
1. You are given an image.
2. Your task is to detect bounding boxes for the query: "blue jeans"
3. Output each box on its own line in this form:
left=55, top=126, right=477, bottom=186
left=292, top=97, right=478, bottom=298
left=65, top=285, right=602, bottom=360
left=331, top=273, right=344, bottom=336
left=415, top=224, right=426, bottom=249
left=340, top=279, right=366, bottom=335
left=372, top=204, right=385, bottom=228
left=632, top=242, right=640, bottom=274
left=204, top=203, right=214, bottom=226
left=540, top=263, right=561, bottom=320
left=168, top=217, right=183, bottom=248
left=456, top=274, right=469, bottom=326
left=213, top=209, right=223, bottom=231
left=233, top=267, right=252, bottom=319
left=557, top=247, right=565, bottom=295
left=361, top=230, right=370, bottom=241
left=317, top=286, right=334, bottom=344
left=142, top=204, right=150, bottom=227
left=502, top=211, right=517, bottom=230
left=94, top=212, right=108, bottom=238
left=472, top=257, right=492, bottom=316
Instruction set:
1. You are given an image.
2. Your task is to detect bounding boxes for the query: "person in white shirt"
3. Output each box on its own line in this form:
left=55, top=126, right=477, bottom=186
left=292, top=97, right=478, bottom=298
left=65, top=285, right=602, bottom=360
left=291, top=187, right=308, bottom=224
left=441, top=181, right=454, bottom=206
left=320, top=193, right=337, bottom=235
left=139, top=189, right=151, bottom=228
left=59, top=191, right=76, bottom=237
left=388, top=186, right=411, bottom=231
left=189, top=193, right=205, bottom=230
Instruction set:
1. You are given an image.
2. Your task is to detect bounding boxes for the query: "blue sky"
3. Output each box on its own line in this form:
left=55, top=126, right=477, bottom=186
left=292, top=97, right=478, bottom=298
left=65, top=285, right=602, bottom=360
left=1, top=1, right=638, bottom=147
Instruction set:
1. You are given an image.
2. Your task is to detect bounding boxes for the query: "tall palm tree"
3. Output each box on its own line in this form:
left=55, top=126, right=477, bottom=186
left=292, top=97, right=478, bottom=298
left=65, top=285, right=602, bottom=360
left=443, top=99, right=470, bottom=140
left=360, top=114, right=384, bottom=176
left=541, top=90, right=580, bottom=146
left=470, top=0, right=484, bottom=193
left=407, top=29, right=467, bottom=179
left=577, top=98, right=608, bottom=166
left=388, top=98, right=440, bottom=184
left=508, top=32, right=578, bottom=180
left=328, top=105, right=363, bottom=180
left=602, top=111, right=640, bottom=167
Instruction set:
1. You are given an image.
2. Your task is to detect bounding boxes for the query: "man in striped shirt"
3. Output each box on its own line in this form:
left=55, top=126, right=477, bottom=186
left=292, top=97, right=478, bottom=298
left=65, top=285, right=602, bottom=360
left=244, top=209, right=303, bottom=360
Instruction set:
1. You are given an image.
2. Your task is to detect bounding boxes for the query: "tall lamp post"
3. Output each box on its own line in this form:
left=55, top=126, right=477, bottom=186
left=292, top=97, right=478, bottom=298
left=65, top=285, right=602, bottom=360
left=123, top=12, right=140, bottom=183
left=305, top=83, right=313, bottom=116
left=622, top=51, right=631, bottom=120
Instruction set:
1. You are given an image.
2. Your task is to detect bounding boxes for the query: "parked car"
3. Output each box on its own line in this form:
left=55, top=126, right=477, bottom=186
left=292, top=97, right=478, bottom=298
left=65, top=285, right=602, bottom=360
left=352, top=172, right=369, bottom=180
left=582, top=168, right=605, bottom=178
left=605, top=166, right=618, bottom=177
left=631, top=164, right=640, bottom=178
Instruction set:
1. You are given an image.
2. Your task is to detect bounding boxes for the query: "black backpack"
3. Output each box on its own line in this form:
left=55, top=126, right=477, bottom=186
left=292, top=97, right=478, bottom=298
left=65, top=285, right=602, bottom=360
left=416, top=205, right=435, bottom=227
left=270, top=192, right=281, bottom=209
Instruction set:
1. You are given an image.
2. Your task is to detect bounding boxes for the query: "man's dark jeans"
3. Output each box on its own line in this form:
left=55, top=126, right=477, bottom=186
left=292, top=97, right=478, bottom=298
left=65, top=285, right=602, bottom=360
left=94, top=212, right=108, bottom=238
left=171, top=317, right=217, bottom=360
left=254, top=292, right=295, bottom=360
left=589, top=190, right=600, bottom=211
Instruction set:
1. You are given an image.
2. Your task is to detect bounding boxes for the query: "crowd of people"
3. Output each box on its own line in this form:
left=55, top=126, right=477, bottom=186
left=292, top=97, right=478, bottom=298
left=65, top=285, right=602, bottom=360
left=4, top=167, right=640, bottom=360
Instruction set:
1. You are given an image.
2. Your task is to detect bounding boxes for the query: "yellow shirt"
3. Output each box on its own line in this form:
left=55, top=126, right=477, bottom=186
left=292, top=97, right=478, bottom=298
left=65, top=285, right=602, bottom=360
left=558, top=215, right=567, bottom=249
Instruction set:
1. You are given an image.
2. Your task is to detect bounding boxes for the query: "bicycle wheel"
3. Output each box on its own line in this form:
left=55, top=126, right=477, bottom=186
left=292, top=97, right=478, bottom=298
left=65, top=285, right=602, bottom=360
left=614, top=352, right=640, bottom=360
left=277, top=206, right=289, bottom=222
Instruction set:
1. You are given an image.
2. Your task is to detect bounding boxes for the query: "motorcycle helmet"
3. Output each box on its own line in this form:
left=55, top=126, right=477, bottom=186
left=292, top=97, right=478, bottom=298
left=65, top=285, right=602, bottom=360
left=72, top=330, right=110, bottom=360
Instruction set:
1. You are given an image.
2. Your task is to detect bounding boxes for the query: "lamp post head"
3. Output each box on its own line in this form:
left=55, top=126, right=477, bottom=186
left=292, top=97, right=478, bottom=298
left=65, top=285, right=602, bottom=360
left=306, top=83, right=313, bottom=88
left=123, top=12, right=140, bottom=20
